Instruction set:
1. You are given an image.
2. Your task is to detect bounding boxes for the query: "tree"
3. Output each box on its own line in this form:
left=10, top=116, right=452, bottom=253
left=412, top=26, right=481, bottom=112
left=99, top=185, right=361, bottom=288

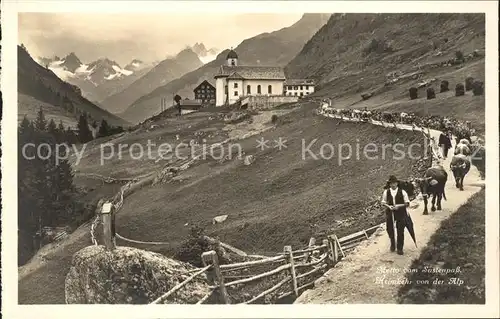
left=47, top=119, right=57, bottom=136
left=77, top=114, right=93, bottom=143
left=97, top=119, right=110, bottom=138
left=33, top=107, right=47, bottom=132
left=65, top=126, right=78, bottom=145
left=19, top=116, right=34, bottom=137
left=174, top=94, right=182, bottom=105
left=56, top=120, right=66, bottom=143
left=455, top=50, right=464, bottom=61
left=18, top=116, right=78, bottom=264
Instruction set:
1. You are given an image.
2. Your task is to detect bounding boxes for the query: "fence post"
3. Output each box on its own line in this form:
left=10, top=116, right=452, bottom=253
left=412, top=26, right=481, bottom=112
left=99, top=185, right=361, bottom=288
left=284, top=245, right=298, bottom=297
left=303, top=237, right=316, bottom=262
left=101, top=202, right=115, bottom=250
left=327, top=235, right=338, bottom=263
left=334, top=234, right=345, bottom=258
left=201, top=251, right=230, bottom=304
left=322, top=239, right=333, bottom=267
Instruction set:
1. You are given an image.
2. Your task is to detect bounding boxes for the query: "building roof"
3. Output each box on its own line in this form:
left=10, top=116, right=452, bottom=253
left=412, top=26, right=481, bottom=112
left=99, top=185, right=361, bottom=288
left=284, top=79, right=316, bottom=86
left=194, top=80, right=215, bottom=91
left=226, top=49, right=238, bottom=59
left=215, top=65, right=286, bottom=80
left=226, top=72, right=246, bottom=80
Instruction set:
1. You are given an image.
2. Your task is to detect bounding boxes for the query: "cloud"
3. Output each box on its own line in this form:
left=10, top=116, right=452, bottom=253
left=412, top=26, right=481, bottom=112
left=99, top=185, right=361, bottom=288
left=18, top=13, right=303, bottom=65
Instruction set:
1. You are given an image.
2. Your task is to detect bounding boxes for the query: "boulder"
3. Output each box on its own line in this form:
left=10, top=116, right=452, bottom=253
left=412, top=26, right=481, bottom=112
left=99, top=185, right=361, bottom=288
left=361, top=92, right=373, bottom=100
left=65, top=246, right=210, bottom=304
left=243, top=155, right=255, bottom=166
left=212, top=215, right=228, bottom=224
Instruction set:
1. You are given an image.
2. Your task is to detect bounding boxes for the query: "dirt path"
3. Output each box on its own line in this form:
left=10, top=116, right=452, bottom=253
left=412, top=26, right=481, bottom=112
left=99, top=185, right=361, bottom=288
left=295, top=110, right=484, bottom=304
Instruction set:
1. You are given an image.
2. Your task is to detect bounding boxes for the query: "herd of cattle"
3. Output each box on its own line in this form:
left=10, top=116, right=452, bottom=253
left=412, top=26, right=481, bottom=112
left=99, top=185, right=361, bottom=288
left=412, top=138, right=473, bottom=215
left=320, top=104, right=477, bottom=144
left=321, top=106, right=418, bottom=125
left=319, top=103, right=482, bottom=216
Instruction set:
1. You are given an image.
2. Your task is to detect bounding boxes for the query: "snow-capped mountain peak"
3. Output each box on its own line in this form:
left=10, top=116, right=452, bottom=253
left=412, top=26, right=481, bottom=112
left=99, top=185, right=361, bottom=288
left=189, top=42, right=219, bottom=64
left=37, top=53, right=148, bottom=86
left=124, top=59, right=146, bottom=71
left=61, top=52, right=82, bottom=73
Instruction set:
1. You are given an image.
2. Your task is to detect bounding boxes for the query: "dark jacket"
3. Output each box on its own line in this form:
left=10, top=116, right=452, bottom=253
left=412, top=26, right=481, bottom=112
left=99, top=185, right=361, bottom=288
left=438, top=133, right=452, bottom=149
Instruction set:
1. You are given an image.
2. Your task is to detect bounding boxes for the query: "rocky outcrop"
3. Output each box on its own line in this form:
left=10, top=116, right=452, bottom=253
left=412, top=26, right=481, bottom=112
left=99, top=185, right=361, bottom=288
left=65, top=246, right=210, bottom=304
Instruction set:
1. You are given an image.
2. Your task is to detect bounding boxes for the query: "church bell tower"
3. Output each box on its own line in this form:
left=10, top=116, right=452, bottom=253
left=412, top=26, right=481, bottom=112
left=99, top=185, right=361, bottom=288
left=226, top=48, right=238, bottom=67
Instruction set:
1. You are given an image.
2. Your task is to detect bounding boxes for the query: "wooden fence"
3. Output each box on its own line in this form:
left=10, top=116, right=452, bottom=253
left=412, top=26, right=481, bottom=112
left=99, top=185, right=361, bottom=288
left=141, top=224, right=381, bottom=304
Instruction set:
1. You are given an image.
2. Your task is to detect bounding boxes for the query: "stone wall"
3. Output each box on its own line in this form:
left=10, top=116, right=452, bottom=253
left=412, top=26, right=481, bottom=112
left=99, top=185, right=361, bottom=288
left=242, top=95, right=299, bottom=110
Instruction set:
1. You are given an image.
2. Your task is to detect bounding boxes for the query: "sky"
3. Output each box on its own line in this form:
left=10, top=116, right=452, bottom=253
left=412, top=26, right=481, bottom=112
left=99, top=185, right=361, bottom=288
left=18, top=13, right=303, bottom=65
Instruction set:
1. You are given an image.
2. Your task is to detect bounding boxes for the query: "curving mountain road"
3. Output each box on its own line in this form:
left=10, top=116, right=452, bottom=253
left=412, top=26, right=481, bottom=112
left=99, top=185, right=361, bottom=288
left=294, top=108, right=484, bottom=303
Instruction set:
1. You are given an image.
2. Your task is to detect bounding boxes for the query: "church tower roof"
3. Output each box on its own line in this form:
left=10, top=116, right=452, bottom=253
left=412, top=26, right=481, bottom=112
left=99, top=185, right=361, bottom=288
left=226, top=49, right=238, bottom=59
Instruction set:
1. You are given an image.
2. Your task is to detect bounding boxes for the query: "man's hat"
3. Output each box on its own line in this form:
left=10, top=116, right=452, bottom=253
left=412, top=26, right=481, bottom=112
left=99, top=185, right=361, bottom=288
left=388, top=175, right=399, bottom=183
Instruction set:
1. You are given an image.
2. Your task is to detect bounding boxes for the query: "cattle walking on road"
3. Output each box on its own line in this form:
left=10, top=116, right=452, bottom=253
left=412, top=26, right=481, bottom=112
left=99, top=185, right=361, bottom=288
left=413, top=165, right=448, bottom=215
left=450, top=154, right=471, bottom=191
left=454, top=142, right=471, bottom=156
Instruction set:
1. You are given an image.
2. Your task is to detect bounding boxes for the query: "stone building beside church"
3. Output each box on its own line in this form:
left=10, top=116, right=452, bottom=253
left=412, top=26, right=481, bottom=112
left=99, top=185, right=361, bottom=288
left=215, top=49, right=309, bottom=107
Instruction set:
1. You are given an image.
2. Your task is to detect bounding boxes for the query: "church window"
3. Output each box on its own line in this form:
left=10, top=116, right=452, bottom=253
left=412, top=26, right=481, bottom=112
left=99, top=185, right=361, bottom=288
left=268, top=85, right=272, bottom=94
left=231, top=59, right=235, bottom=66
left=234, top=83, right=238, bottom=88
left=257, top=85, right=261, bottom=94
left=247, top=85, right=251, bottom=94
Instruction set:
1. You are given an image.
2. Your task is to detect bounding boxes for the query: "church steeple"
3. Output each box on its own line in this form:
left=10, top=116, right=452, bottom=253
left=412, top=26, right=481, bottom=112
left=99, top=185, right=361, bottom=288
left=226, top=48, right=238, bottom=67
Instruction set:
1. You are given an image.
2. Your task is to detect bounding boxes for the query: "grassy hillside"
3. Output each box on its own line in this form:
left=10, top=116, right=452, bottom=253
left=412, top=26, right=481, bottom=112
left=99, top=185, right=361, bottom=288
left=286, top=13, right=484, bottom=85
left=119, top=13, right=331, bottom=124
left=18, top=93, right=78, bottom=127
left=100, top=49, right=203, bottom=114
left=114, top=104, right=425, bottom=256
left=19, top=102, right=427, bottom=303
left=18, top=45, right=130, bottom=127
left=398, top=188, right=485, bottom=304
left=285, top=13, right=485, bottom=132
left=327, top=60, right=485, bottom=135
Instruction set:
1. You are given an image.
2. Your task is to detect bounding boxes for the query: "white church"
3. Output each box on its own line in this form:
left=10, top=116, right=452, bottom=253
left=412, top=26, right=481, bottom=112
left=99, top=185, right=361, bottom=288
left=214, top=49, right=314, bottom=107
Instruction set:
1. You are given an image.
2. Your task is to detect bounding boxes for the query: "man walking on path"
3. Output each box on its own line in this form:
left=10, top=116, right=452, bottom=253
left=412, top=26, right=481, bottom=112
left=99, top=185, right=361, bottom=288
left=381, top=175, right=411, bottom=255
left=438, top=130, right=452, bottom=159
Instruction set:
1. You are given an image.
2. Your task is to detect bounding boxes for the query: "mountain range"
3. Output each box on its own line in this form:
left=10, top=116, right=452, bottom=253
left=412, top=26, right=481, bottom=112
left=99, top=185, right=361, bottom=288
left=19, top=45, right=129, bottom=127
left=99, top=48, right=204, bottom=114
left=119, top=13, right=331, bottom=123
left=37, top=52, right=154, bottom=104
left=37, top=43, right=218, bottom=113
